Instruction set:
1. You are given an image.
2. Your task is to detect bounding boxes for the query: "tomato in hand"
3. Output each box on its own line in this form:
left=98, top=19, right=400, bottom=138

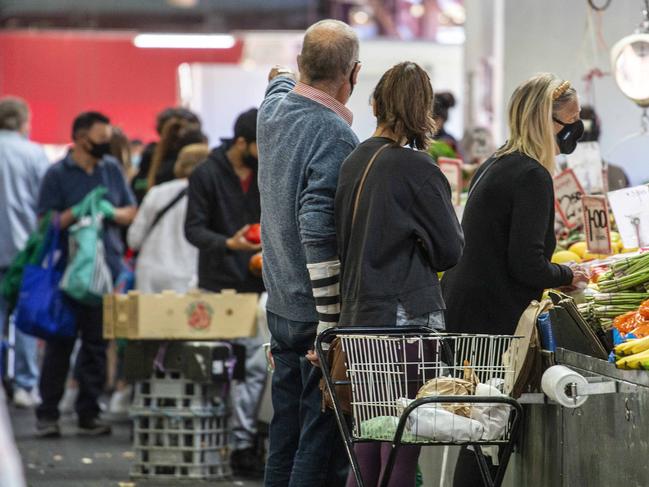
left=244, top=224, right=261, bottom=244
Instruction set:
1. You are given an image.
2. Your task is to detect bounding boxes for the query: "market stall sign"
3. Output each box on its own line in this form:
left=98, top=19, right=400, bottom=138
left=438, top=157, right=463, bottom=206
left=554, top=169, right=585, bottom=229
left=582, top=195, right=612, bottom=255
left=607, top=185, right=649, bottom=248
left=565, top=141, right=606, bottom=195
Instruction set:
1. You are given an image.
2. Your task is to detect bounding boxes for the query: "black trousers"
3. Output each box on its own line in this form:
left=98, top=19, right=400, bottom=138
left=36, top=303, right=106, bottom=422
left=453, top=446, right=499, bottom=487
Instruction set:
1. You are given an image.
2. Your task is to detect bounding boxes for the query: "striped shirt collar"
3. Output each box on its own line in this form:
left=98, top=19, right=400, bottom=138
left=292, top=81, right=353, bottom=126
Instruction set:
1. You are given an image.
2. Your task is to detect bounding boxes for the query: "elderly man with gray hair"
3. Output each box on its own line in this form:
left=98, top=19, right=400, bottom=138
left=257, top=19, right=360, bottom=487
left=0, top=97, right=49, bottom=409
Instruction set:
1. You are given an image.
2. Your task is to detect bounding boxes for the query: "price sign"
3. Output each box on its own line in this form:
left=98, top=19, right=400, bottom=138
left=554, top=169, right=585, bottom=229
left=582, top=195, right=612, bottom=255
left=607, top=185, right=649, bottom=248
left=565, top=141, right=605, bottom=194
left=438, top=157, right=463, bottom=206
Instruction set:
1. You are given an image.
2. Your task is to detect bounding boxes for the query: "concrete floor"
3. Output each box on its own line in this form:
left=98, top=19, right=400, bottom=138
left=10, top=405, right=263, bottom=487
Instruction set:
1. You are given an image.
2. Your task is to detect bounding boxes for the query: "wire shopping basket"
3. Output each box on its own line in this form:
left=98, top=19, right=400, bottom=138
left=315, top=326, right=524, bottom=487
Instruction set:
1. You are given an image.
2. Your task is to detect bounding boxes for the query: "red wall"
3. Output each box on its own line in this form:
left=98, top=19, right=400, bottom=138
left=0, top=30, right=243, bottom=144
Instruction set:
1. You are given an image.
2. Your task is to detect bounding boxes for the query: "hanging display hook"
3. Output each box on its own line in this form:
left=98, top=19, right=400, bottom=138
left=640, top=0, right=649, bottom=32
left=641, top=108, right=649, bottom=133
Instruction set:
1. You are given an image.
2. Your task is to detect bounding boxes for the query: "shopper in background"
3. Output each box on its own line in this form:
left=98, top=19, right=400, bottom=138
left=335, top=62, right=464, bottom=487
left=129, top=143, right=207, bottom=293
left=184, top=109, right=267, bottom=478
left=35, top=111, right=136, bottom=438
left=109, top=126, right=134, bottom=182
left=0, top=96, right=50, bottom=408
left=441, top=74, right=590, bottom=486
left=146, top=116, right=204, bottom=189
left=579, top=105, right=630, bottom=191
left=257, top=19, right=360, bottom=487
left=129, top=138, right=144, bottom=169
left=430, top=91, right=461, bottom=159
left=131, top=107, right=201, bottom=203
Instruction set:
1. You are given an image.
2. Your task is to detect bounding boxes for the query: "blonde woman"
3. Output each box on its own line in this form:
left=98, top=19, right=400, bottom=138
left=441, top=73, right=589, bottom=486
left=128, top=143, right=209, bottom=293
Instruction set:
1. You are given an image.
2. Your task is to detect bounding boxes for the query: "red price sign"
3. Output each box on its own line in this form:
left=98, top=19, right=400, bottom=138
left=582, top=195, right=612, bottom=255
left=438, top=157, right=463, bottom=206
left=554, top=169, right=585, bottom=229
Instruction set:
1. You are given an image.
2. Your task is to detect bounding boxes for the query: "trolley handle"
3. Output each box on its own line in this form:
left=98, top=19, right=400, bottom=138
left=316, top=325, right=436, bottom=352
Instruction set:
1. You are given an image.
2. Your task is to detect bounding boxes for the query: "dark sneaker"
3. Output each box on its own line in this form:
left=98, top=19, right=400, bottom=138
left=230, top=447, right=265, bottom=478
left=77, top=417, right=112, bottom=436
left=36, top=419, right=61, bottom=438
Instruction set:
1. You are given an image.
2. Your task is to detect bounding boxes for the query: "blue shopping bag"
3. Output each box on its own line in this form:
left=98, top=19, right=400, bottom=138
left=14, top=219, right=76, bottom=340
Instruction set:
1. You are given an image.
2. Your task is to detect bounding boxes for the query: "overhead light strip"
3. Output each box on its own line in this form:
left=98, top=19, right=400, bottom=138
left=133, top=33, right=236, bottom=49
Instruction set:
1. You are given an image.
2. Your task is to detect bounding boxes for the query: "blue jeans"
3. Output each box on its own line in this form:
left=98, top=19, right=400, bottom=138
left=264, top=311, right=348, bottom=487
left=0, top=270, right=39, bottom=391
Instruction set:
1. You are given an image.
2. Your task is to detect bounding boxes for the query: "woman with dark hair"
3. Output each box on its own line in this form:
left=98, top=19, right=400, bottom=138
left=109, top=127, right=133, bottom=181
left=131, top=107, right=202, bottom=203
left=431, top=91, right=461, bottom=157
left=334, top=61, right=464, bottom=487
left=146, top=117, right=206, bottom=189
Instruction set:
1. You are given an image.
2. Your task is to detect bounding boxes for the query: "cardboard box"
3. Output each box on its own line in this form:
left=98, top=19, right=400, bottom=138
left=103, top=289, right=259, bottom=340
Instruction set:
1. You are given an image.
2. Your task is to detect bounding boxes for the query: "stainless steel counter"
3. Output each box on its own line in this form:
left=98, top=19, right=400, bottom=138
left=508, top=348, right=649, bottom=487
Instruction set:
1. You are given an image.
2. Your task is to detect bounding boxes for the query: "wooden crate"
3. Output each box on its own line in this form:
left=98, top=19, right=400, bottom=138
left=104, top=290, right=258, bottom=340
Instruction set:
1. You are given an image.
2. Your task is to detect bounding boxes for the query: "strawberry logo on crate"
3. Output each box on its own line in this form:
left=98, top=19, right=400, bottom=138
left=186, top=301, right=213, bottom=330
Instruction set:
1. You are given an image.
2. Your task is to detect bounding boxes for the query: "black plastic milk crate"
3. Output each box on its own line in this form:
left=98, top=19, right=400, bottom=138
left=132, top=369, right=227, bottom=410
left=132, top=412, right=229, bottom=450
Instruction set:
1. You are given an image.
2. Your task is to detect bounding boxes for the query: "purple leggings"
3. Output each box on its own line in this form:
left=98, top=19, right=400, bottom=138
left=345, top=442, right=420, bottom=487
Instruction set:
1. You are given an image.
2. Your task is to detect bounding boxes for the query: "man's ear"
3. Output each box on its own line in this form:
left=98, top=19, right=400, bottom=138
left=352, top=62, right=361, bottom=86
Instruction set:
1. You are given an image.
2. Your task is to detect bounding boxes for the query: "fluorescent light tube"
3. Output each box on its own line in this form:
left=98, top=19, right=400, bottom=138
left=133, top=34, right=236, bottom=49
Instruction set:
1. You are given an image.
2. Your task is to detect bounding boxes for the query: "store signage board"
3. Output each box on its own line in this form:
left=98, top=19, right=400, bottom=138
left=554, top=169, right=585, bottom=229
left=565, top=142, right=605, bottom=195
left=438, top=157, right=463, bottom=206
left=582, top=195, right=612, bottom=255
left=607, top=185, right=649, bottom=248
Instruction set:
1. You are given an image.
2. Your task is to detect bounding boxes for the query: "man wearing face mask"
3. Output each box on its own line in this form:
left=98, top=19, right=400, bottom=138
left=184, top=108, right=268, bottom=477
left=35, top=111, right=136, bottom=438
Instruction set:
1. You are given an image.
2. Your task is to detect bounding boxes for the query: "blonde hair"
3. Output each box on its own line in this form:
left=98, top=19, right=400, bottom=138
left=495, top=73, right=577, bottom=173
left=174, top=143, right=209, bottom=179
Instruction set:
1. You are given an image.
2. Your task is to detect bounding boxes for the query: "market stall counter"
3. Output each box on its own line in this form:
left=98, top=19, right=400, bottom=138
left=510, top=347, right=649, bottom=487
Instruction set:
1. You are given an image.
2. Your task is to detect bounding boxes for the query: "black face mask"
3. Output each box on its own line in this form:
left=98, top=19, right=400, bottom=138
left=87, top=139, right=112, bottom=159
left=554, top=118, right=584, bottom=154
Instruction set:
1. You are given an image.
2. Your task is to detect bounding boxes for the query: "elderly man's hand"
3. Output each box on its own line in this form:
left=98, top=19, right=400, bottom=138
left=268, top=65, right=296, bottom=82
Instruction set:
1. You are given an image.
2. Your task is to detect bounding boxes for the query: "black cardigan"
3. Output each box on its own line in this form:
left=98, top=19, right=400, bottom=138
left=335, top=137, right=464, bottom=327
left=441, top=152, right=573, bottom=335
left=184, top=144, right=264, bottom=293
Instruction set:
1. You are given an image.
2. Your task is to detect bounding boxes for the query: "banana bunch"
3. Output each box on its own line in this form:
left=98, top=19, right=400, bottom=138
left=614, top=335, right=649, bottom=357
left=616, top=349, right=649, bottom=370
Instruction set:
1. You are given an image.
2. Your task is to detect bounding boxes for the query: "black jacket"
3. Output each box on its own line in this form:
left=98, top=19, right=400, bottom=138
left=184, top=144, right=264, bottom=293
left=441, top=152, right=574, bottom=336
left=335, top=137, right=464, bottom=327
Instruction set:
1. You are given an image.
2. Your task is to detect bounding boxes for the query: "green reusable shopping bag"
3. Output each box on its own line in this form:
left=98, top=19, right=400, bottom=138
left=0, top=212, right=52, bottom=312
left=59, top=198, right=113, bottom=306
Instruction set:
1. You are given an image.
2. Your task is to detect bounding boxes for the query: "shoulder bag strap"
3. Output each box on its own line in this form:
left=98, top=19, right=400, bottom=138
left=141, top=187, right=188, bottom=247
left=467, top=155, right=502, bottom=201
left=351, top=143, right=393, bottom=226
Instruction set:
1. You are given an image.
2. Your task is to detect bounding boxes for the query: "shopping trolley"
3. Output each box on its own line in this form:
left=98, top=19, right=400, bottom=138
left=315, top=326, right=524, bottom=487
